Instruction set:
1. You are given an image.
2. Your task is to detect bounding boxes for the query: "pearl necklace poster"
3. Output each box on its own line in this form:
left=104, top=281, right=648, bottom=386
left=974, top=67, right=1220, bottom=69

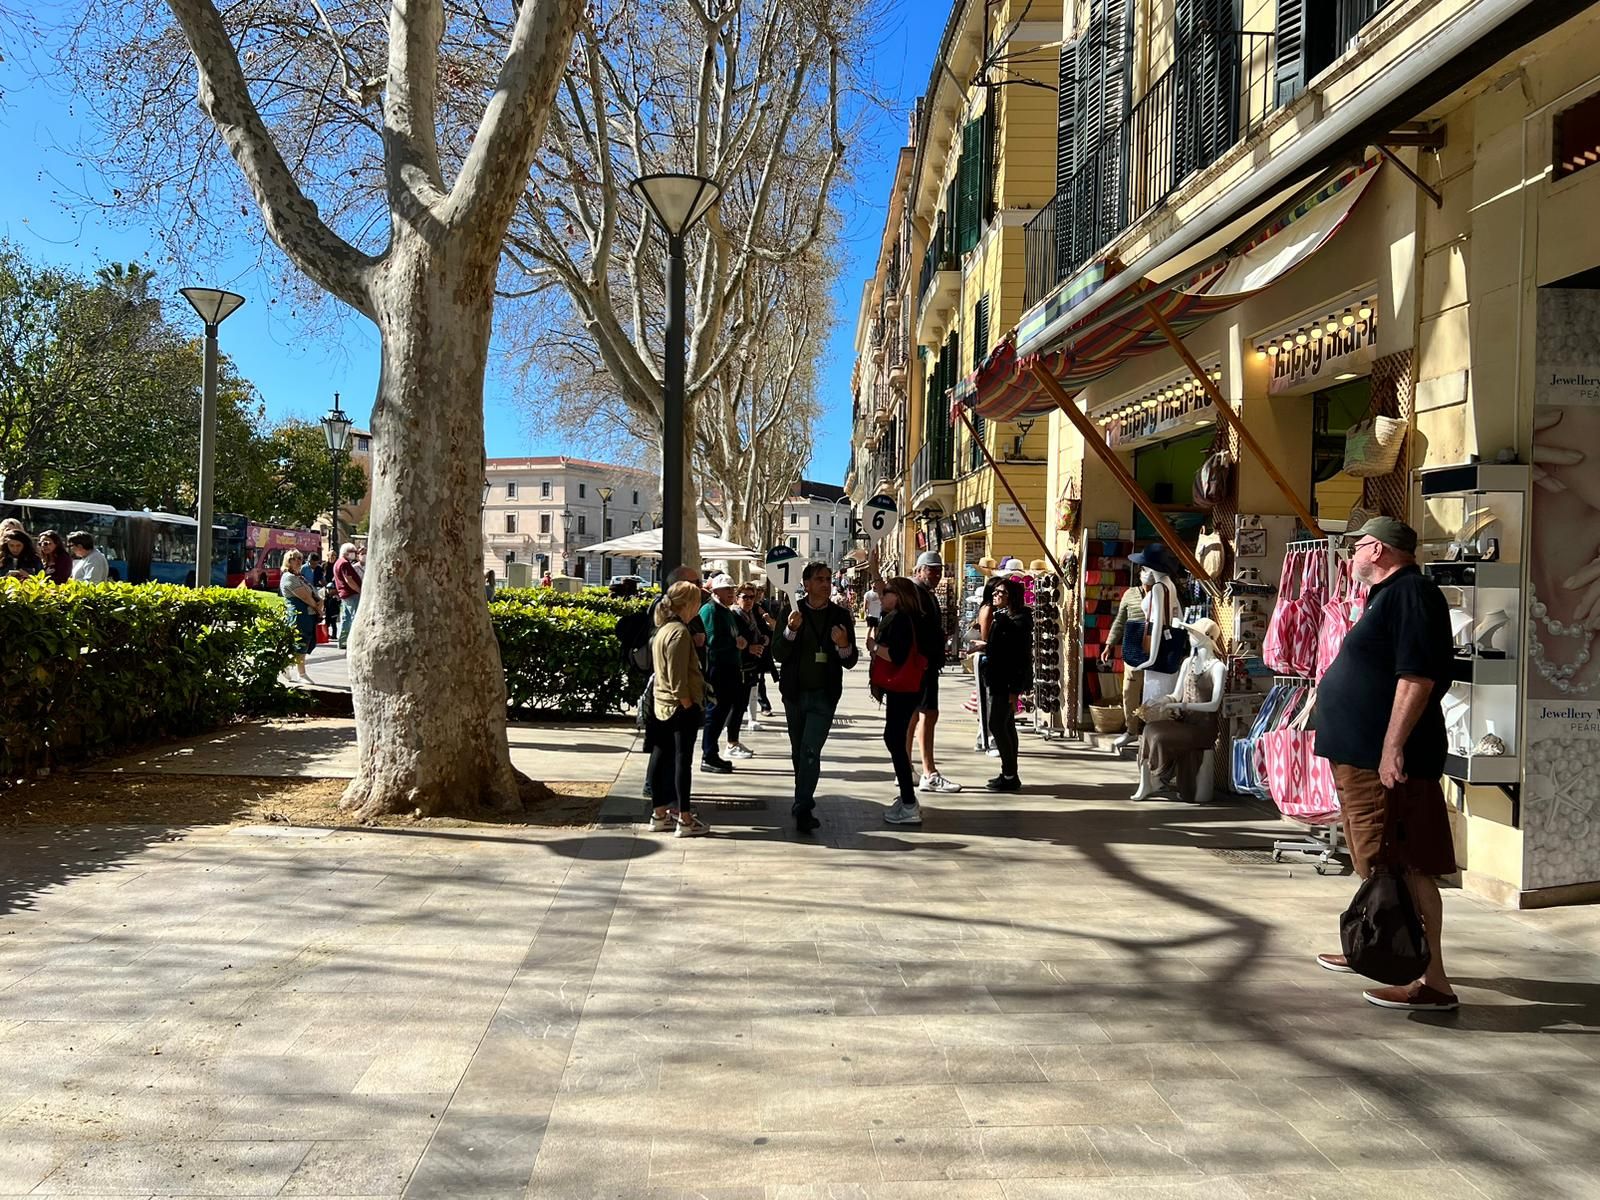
left=1524, top=285, right=1600, bottom=891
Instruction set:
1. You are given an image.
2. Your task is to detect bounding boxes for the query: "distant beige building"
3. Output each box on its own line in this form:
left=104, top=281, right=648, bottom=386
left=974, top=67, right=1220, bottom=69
left=482, top=456, right=657, bottom=584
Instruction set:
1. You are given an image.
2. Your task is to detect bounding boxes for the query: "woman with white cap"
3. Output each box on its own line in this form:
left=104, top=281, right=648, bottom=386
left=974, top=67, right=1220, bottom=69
left=1133, top=617, right=1227, bottom=804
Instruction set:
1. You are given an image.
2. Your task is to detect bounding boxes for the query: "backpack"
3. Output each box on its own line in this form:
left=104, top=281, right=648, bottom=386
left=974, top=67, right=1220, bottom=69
left=616, top=608, right=654, bottom=672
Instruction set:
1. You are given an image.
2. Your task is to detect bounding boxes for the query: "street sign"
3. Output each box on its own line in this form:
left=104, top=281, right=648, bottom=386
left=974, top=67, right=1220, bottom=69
left=763, top=545, right=801, bottom=590
left=863, top=495, right=897, bottom=547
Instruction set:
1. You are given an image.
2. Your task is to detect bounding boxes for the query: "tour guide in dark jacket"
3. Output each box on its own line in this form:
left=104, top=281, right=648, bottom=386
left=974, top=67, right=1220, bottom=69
left=773, top=559, right=860, bottom=832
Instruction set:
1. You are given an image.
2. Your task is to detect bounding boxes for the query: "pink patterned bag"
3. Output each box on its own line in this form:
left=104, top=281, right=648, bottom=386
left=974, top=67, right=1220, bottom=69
left=1262, top=691, right=1339, bottom=820
left=1313, top=558, right=1369, bottom=681
left=1263, top=550, right=1327, bottom=676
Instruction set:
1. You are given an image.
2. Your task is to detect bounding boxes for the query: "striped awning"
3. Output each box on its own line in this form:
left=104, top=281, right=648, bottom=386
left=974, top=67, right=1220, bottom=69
left=956, top=159, right=1381, bottom=424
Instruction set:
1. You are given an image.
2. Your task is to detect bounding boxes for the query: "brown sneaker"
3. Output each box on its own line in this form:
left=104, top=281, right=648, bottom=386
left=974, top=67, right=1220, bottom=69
left=1316, top=953, right=1354, bottom=974
left=1363, top=983, right=1459, bottom=1011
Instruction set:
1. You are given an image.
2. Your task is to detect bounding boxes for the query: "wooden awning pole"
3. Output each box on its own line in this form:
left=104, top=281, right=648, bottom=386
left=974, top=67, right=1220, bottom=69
left=1143, top=302, right=1324, bottom=538
left=1026, top=362, right=1221, bottom=601
left=957, top=406, right=1068, bottom=581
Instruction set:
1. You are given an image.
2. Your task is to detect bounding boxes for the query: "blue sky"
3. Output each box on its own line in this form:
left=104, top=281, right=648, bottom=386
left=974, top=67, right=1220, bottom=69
left=0, top=12, right=941, bottom=490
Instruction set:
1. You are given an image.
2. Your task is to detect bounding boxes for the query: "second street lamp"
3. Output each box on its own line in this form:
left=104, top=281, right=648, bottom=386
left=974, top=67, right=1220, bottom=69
left=629, top=172, right=721, bottom=580
left=597, top=485, right=614, bottom=581
left=321, top=395, right=353, bottom=553
left=179, top=286, right=245, bottom=586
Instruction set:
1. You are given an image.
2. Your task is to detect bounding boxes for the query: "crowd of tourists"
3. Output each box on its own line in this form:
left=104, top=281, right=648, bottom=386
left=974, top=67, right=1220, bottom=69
left=276, top=542, right=365, bottom=682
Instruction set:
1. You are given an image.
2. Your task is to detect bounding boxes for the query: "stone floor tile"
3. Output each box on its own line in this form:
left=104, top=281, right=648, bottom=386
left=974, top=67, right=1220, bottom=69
left=1027, top=1044, right=1236, bottom=1083
left=214, top=1092, right=450, bottom=1141
left=922, top=1014, right=1109, bottom=1047
left=956, top=1082, right=1175, bottom=1128
left=649, top=1129, right=881, bottom=1187
left=1454, top=1164, right=1600, bottom=1199
left=1229, top=1168, right=1478, bottom=1198
left=758, top=1085, right=969, bottom=1131
left=279, top=1137, right=428, bottom=1195
left=164, top=1051, right=378, bottom=1095
left=1152, top=1078, right=1411, bottom=1125
left=1081, top=1122, right=1333, bottom=1177
left=352, top=1040, right=479, bottom=1094
left=29, top=1138, right=313, bottom=1194
left=871, top=1126, right=1107, bottom=1181
left=998, top=1176, right=1248, bottom=1198
left=1284, top=1118, right=1439, bottom=1170
left=770, top=1184, right=1007, bottom=1200
left=402, top=1110, right=547, bottom=1197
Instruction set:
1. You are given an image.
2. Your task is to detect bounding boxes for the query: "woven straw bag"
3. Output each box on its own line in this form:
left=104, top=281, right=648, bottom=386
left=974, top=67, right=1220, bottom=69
left=1342, top=415, right=1406, bottom=478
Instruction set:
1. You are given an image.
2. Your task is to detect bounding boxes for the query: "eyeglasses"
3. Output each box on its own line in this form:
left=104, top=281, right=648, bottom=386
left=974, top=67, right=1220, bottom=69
left=1353, top=539, right=1381, bottom=557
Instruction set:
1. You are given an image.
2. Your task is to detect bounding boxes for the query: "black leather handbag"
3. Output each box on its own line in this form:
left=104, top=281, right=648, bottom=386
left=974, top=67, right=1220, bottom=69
left=1340, top=867, right=1431, bottom=985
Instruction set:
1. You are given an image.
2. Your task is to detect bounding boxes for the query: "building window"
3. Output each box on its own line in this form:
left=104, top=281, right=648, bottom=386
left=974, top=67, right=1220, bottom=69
left=788, top=536, right=798, bottom=550
left=504, top=513, right=517, bottom=534
left=505, top=481, right=517, bottom=499
left=813, top=536, right=823, bottom=554
left=577, top=514, right=587, bottom=534
left=814, top=514, right=820, bottom=527
left=504, top=551, right=515, bottom=565
left=578, top=483, right=587, bottom=499
left=604, top=517, right=614, bottom=537
left=1555, top=91, right=1600, bottom=181
left=540, top=480, right=551, bottom=498
left=632, top=490, right=639, bottom=505
left=539, top=514, right=551, bottom=534
left=789, top=511, right=797, bottom=525
left=575, top=557, right=586, bottom=578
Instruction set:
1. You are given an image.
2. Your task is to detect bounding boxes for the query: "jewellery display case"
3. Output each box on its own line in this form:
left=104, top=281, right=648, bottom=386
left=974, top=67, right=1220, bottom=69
left=1417, top=464, right=1529, bottom=785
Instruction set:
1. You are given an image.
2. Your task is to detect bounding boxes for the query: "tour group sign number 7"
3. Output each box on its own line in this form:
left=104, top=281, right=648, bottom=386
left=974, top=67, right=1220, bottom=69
left=763, top=496, right=898, bottom=590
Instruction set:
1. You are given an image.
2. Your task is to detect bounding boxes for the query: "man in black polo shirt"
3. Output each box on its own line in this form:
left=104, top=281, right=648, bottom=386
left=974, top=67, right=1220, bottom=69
left=1314, top=517, right=1458, bottom=1011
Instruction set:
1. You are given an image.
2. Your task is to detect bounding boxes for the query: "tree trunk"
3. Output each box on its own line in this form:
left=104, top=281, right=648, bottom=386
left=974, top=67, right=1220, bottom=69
left=341, top=234, right=520, bottom=820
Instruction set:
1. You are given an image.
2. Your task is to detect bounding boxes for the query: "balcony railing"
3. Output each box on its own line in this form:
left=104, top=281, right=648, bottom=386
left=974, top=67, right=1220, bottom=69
left=1025, top=31, right=1277, bottom=309
left=919, top=223, right=955, bottom=302
left=912, top=438, right=953, bottom=496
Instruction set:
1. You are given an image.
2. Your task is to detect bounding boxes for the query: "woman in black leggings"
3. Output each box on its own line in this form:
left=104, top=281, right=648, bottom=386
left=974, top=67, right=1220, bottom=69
left=978, top=575, right=1033, bottom=792
left=871, top=577, right=938, bottom=825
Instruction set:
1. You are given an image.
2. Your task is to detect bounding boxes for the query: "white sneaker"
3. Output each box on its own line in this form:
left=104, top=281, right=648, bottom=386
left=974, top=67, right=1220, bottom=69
left=920, top=772, right=963, bottom=794
left=674, top=814, right=711, bottom=838
left=985, top=747, right=1001, bottom=758
left=748, top=719, right=762, bottom=732
left=884, top=800, right=923, bottom=825
left=648, top=813, right=675, bottom=832
left=727, top=743, right=755, bottom=760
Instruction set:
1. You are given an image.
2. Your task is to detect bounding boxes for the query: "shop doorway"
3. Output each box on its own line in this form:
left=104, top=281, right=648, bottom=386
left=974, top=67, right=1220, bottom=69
left=1312, top=377, right=1371, bottom=527
left=1131, top=426, right=1215, bottom=545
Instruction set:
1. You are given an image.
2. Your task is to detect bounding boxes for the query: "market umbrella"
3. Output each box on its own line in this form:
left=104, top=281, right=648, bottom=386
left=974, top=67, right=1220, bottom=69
left=575, top=527, right=762, bottom=561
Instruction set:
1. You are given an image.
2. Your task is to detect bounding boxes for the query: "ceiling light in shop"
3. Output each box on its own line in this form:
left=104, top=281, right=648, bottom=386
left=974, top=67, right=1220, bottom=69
left=1266, top=344, right=1279, bottom=356
left=1325, top=318, right=1340, bottom=334
left=1358, top=304, right=1373, bottom=320
left=1334, top=372, right=1359, bottom=381
left=1342, top=309, right=1355, bottom=327
left=1295, top=333, right=1308, bottom=346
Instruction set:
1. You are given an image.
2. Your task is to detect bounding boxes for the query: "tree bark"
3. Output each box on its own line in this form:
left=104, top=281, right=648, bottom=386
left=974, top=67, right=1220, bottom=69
left=341, top=234, right=519, bottom=819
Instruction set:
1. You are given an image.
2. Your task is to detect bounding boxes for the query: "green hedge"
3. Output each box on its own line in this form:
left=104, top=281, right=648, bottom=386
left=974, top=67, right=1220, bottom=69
left=491, top=598, right=647, bottom=716
left=496, top=585, right=657, bottom=619
left=0, top=578, right=297, bottom=781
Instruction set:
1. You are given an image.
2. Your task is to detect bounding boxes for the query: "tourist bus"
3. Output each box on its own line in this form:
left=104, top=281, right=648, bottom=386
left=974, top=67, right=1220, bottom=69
left=0, top=498, right=231, bottom=584
left=217, top=516, right=323, bottom=590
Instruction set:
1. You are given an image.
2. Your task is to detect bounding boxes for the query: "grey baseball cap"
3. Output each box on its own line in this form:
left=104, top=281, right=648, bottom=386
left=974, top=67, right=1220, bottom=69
left=915, top=551, right=945, bottom=569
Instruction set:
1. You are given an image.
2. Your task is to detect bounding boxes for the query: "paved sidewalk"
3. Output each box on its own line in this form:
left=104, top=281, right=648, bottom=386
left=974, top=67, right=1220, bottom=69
left=4, top=668, right=1600, bottom=1197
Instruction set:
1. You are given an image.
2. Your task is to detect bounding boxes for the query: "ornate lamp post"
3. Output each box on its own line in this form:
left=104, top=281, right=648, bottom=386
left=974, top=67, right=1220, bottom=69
left=597, top=485, right=614, bottom=581
left=629, top=173, right=721, bottom=581
left=320, top=395, right=353, bottom=553
left=178, top=286, right=245, bottom=585
left=561, top=506, right=573, bottom=577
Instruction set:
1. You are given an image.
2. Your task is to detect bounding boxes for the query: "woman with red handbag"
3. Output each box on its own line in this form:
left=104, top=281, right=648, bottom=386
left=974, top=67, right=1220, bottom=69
left=870, top=577, right=934, bottom=825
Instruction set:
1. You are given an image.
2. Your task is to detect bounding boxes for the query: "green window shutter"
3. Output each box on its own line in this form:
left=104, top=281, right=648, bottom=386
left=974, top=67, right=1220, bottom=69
left=957, top=117, right=983, bottom=255
left=975, top=294, right=992, bottom=363
left=1275, top=0, right=1306, bottom=107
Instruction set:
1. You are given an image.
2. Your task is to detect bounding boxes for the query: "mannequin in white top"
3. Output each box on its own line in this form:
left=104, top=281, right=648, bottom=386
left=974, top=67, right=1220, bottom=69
left=1132, top=621, right=1227, bottom=804
left=1137, top=566, right=1183, bottom=703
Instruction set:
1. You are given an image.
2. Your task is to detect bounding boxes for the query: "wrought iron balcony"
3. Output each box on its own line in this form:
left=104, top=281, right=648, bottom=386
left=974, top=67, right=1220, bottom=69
left=911, top=439, right=954, bottom=497
left=1024, top=31, right=1277, bottom=310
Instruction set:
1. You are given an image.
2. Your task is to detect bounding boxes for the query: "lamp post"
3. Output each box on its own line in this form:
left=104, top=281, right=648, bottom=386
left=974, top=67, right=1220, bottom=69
left=825, top=496, right=852, bottom=566
left=597, top=485, right=614, bottom=581
left=629, top=173, right=722, bottom=581
left=561, top=506, right=573, bottom=577
left=321, top=395, right=353, bottom=554
left=179, top=287, right=245, bottom=585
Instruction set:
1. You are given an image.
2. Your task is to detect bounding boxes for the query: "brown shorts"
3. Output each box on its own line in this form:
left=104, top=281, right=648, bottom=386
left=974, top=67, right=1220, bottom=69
left=1332, top=764, right=1457, bottom=879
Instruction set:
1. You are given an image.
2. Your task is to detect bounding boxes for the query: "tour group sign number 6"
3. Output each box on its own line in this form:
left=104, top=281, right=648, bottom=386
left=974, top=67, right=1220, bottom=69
left=864, top=495, right=897, bottom=547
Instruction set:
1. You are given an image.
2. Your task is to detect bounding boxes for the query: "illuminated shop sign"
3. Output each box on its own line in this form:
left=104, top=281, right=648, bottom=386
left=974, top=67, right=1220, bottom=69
left=1256, top=298, right=1378, bottom=396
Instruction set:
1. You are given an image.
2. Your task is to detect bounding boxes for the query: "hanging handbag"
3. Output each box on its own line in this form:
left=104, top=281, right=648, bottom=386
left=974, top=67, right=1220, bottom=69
left=869, top=645, right=927, bottom=694
left=1313, top=556, right=1369, bottom=682
left=1149, top=624, right=1190, bottom=674
left=1340, top=867, right=1432, bottom=985
left=1194, top=527, right=1228, bottom=583
left=1343, top=414, right=1407, bottom=478
left=1192, top=448, right=1235, bottom=504
left=1263, top=550, right=1326, bottom=676
left=1121, top=618, right=1149, bottom=669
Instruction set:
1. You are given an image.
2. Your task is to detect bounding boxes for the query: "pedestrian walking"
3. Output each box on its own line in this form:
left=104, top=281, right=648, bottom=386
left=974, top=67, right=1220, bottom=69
left=640, top=567, right=707, bottom=799
left=2, top=527, right=42, bottom=579
left=66, top=532, right=110, bottom=583
left=34, top=531, right=72, bottom=583
left=870, top=577, right=937, bottom=824
left=732, top=583, right=770, bottom=743
left=648, top=579, right=711, bottom=837
left=1314, top=517, right=1458, bottom=1011
left=970, top=576, right=1008, bottom=755
left=908, top=551, right=962, bottom=794
left=976, top=574, right=1033, bottom=792
left=301, top=552, right=322, bottom=591
left=699, top=574, right=746, bottom=773
left=279, top=549, right=323, bottom=683
left=333, top=542, right=362, bottom=648
left=863, top=580, right=883, bottom=636
left=772, top=560, right=859, bottom=833
left=1102, top=577, right=1150, bottom=749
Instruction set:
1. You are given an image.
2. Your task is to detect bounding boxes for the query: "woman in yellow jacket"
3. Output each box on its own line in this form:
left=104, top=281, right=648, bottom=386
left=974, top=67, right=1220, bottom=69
left=650, top=580, right=712, bottom=837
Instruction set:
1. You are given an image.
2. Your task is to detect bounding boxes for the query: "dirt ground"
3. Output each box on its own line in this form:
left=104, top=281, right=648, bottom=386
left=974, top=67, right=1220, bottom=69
left=0, top=772, right=608, bottom=830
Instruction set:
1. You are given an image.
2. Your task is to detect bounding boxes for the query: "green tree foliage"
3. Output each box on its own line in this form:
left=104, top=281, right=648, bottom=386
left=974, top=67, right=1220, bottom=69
left=0, top=242, right=362, bottom=529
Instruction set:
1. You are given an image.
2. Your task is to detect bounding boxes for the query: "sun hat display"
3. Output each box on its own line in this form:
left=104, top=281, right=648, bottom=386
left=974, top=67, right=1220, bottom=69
left=1129, top=542, right=1183, bottom=577
left=1180, top=617, right=1226, bottom=658
left=1028, top=558, right=1049, bottom=573
left=977, top=556, right=999, bottom=572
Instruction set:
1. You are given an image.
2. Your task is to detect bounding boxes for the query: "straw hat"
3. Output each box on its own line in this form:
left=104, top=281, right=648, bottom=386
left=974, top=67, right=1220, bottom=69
left=1180, top=617, right=1226, bottom=658
left=976, top=556, right=999, bottom=573
left=1028, top=558, right=1049, bottom=573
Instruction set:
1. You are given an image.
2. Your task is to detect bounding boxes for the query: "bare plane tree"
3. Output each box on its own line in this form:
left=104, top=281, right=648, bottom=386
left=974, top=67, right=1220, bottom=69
left=502, top=0, right=861, bottom=568
left=67, top=0, right=581, bottom=818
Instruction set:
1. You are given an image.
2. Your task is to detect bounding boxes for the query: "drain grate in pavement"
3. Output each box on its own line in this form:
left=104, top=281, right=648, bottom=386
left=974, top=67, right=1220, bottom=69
left=698, top=798, right=768, bottom=810
left=1201, top=847, right=1279, bottom=865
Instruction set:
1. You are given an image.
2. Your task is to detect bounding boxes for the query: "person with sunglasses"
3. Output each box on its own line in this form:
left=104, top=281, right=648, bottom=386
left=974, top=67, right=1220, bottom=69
left=34, top=530, right=73, bottom=583
left=1313, top=517, right=1457, bottom=1012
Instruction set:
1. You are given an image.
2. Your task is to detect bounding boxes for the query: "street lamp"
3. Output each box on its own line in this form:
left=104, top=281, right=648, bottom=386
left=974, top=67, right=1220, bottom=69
left=825, top=496, right=852, bottom=566
left=597, top=485, right=614, bottom=581
left=179, top=286, right=245, bottom=585
left=629, top=172, right=722, bottom=581
left=321, top=394, right=353, bottom=553
left=561, top=506, right=573, bottom=577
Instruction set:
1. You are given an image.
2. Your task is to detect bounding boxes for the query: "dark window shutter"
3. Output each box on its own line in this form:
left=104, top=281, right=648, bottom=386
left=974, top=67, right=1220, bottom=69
left=1275, top=0, right=1306, bottom=107
left=1056, top=46, right=1075, bottom=194
left=981, top=99, right=997, bottom=219
left=957, top=117, right=983, bottom=255
left=975, top=294, right=991, bottom=364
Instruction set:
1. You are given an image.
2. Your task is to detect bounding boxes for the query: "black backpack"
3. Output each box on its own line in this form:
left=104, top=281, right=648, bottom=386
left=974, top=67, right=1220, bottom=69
left=1339, top=868, right=1431, bottom=985
left=615, top=608, right=654, bottom=672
